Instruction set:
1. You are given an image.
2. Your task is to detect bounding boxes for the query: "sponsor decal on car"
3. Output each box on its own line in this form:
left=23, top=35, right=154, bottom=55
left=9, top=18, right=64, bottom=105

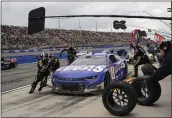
left=109, top=62, right=126, bottom=80
left=56, top=65, right=106, bottom=73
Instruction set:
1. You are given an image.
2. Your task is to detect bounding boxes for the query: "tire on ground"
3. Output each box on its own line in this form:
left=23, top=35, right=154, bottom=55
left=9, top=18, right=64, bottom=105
left=8, top=64, right=12, bottom=69
left=102, top=81, right=137, bottom=116
left=131, top=78, right=161, bottom=106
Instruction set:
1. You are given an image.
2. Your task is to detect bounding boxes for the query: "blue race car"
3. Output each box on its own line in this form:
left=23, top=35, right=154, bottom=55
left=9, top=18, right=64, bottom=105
left=51, top=53, right=128, bottom=94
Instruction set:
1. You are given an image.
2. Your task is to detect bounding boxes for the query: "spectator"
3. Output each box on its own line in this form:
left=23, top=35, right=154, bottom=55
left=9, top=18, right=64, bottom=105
left=1, top=25, right=133, bottom=50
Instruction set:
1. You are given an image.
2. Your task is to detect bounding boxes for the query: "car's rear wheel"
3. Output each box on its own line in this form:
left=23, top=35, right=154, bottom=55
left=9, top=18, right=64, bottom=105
left=104, top=72, right=111, bottom=88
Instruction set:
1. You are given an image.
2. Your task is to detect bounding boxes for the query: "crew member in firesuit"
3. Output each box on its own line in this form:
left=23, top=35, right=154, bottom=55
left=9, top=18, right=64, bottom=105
left=38, top=53, right=61, bottom=92
left=60, top=46, right=77, bottom=65
left=130, top=44, right=151, bottom=77
left=145, top=40, right=172, bottom=85
left=48, top=53, right=60, bottom=73
left=29, top=52, right=50, bottom=94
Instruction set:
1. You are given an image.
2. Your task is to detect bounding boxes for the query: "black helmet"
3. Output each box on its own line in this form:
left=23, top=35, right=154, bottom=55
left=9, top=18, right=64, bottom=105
left=49, top=53, right=53, bottom=58
left=69, top=46, right=73, bottom=50
left=45, top=53, right=48, bottom=57
left=146, top=43, right=150, bottom=47
left=110, top=50, right=114, bottom=53
left=158, top=41, right=171, bottom=52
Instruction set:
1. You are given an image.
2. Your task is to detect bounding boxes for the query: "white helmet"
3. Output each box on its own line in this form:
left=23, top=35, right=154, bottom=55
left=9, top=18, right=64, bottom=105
left=40, top=52, right=46, bottom=58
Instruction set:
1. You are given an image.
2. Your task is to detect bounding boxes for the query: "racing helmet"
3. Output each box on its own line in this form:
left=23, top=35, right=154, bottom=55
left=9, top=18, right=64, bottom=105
left=146, top=43, right=150, bottom=47
left=42, top=53, right=48, bottom=60
left=157, top=41, right=170, bottom=51
left=110, top=49, right=114, bottom=53
left=44, top=53, right=48, bottom=57
left=69, top=46, right=74, bottom=50
left=49, top=53, right=54, bottom=58
left=40, top=52, right=45, bottom=58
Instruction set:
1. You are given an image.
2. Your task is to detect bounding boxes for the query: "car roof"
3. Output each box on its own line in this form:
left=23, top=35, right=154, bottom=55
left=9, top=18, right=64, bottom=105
left=77, top=53, right=106, bottom=59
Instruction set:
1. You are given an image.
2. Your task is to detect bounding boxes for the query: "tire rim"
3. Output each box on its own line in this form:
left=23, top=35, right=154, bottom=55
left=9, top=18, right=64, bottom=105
left=106, top=88, right=129, bottom=110
left=134, top=81, right=150, bottom=100
left=140, top=83, right=150, bottom=99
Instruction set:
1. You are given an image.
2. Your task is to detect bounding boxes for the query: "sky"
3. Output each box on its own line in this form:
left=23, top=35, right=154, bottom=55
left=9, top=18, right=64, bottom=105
left=1, top=2, right=171, bottom=40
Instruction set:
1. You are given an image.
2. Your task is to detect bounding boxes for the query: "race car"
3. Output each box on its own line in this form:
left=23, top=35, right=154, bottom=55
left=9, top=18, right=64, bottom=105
left=51, top=53, right=128, bottom=94
left=76, top=51, right=90, bottom=57
left=1, top=57, right=17, bottom=69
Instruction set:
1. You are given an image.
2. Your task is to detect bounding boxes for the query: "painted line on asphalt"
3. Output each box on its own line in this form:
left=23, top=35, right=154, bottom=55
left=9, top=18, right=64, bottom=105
left=1, top=78, right=53, bottom=94
left=2, top=85, right=31, bottom=94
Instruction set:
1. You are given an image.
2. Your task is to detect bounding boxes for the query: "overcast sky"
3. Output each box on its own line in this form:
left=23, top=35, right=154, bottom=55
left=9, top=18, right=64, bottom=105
left=2, top=2, right=171, bottom=40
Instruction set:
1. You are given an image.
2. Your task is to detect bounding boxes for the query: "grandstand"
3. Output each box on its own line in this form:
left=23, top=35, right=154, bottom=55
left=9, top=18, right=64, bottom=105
left=1, top=25, right=131, bottom=50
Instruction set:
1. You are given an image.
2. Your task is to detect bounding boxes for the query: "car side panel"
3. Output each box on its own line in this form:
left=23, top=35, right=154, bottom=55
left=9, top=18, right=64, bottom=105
left=108, top=60, right=127, bottom=82
left=116, top=60, right=127, bottom=81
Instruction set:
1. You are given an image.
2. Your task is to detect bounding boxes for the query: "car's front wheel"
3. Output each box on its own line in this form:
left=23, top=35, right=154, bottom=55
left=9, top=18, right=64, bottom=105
left=8, top=64, right=12, bottom=69
left=12, top=63, right=16, bottom=68
left=104, top=72, right=111, bottom=88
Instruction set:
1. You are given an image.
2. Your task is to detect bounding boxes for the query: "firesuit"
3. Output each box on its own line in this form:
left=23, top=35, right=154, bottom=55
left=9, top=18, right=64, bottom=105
left=48, top=53, right=60, bottom=73
left=60, top=46, right=77, bottom=65
left=146, top=41, right=172, bottom=84
left=29, top=53, right=50, bottom=94
left=130, top=44, right=151, bottom=77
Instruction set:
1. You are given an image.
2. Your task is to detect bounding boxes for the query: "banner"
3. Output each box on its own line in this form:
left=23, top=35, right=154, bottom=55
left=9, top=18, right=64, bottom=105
left=130, top=29, right=141, bottom=45
left=154, top=32, right=165, bottom=42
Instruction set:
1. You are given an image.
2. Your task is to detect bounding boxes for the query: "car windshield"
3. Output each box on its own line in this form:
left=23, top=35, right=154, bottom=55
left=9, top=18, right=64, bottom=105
left=71, top=56, right=107, bottom=65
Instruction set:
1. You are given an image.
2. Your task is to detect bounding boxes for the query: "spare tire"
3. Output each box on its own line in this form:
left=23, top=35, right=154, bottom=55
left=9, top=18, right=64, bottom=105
left=102, top=81, right=137, bottom=116
left=131, top=78, right=161, bottom=106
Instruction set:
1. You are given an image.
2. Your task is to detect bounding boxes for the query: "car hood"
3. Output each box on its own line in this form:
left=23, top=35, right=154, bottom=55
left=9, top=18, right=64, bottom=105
left=54, top=65, right=106, bottom=79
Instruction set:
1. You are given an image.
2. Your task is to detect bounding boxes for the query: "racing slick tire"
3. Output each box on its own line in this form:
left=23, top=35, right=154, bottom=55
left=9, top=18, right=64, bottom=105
left=102, top=81, right=137, bottom=116
left=8, top=64, right=12, bottom=69
left=131, top=78, right=161, bottom=106
left=12, top=63, right=16, bottom=69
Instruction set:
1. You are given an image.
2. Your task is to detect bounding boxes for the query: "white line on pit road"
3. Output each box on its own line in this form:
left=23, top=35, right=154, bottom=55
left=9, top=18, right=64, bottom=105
left=2, top=78, right=52, bottom=94
left=2, top=85, right=31, bottom=94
